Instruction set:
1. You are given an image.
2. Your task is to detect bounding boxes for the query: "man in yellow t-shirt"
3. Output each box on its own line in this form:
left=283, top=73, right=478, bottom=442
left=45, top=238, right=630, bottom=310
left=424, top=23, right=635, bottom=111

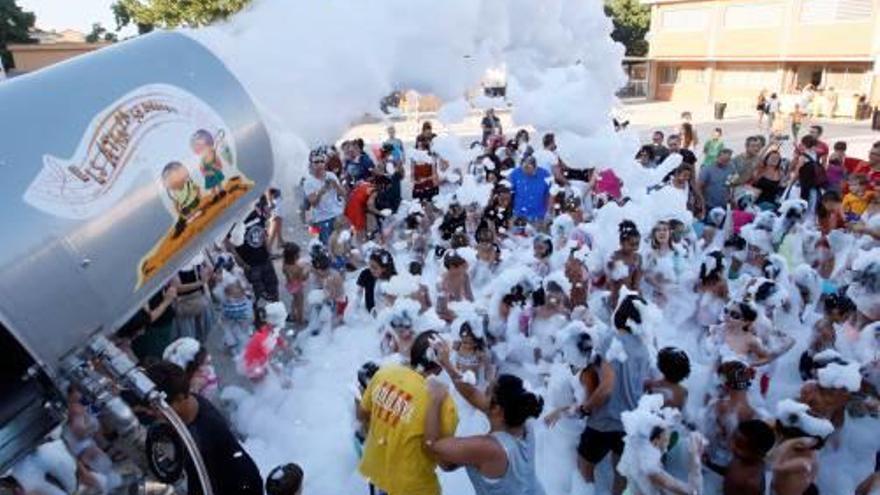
left=359, top=331, right=458, bottom=495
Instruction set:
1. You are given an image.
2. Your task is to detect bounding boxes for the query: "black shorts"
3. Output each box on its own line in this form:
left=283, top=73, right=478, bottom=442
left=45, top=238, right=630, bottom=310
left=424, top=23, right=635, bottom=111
left=563, top=167, right=593, bottom=182
left=577, top=426, right=625, bottom=464
left=413, top=185, right=439, bottom=201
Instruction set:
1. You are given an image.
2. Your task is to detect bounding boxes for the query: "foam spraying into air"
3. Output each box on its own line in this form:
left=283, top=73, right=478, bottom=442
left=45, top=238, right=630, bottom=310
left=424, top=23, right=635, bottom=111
left=185, top=0, right=630, bottom=191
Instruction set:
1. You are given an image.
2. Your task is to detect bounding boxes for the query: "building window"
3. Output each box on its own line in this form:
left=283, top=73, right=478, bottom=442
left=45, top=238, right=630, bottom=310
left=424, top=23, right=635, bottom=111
left=660, top=66, right=680, bottom=85
left=717, top=67, right=778, bottom=88
left=800, top=0, right=873, bottom=23
left=724, top=3, right=783, bottom=28
left=824, top=66, right=870, bottom=92
left=661, top=8, right=710, bottom=31
left=680, top=68, right=705, bottom=84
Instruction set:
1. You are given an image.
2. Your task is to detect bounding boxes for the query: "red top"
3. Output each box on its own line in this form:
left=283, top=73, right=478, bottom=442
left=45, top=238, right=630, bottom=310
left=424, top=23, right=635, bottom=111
left=242, top=325, right=285, bottom=380
left=345, top=181, right=373, bottom=231
left=843, top=157, right=866, bottom=175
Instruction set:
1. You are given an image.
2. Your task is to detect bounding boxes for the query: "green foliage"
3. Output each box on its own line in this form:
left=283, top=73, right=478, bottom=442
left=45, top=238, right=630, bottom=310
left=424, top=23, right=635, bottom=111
left=112, top=0, right=252, bottom=31
left=0, top=0, right=36, bottom=69
left=604, top=0, right=651, bottom=57
left=85, top=23, right=118, bottom=43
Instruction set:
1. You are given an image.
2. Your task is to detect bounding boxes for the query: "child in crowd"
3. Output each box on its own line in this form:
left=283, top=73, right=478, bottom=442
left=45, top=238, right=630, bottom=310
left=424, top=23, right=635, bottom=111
left=453, top=319, right=493, bottom=385
left=241, top=302, right=290, bottom=383
left=606, top=220, right=643, bottom=309
left=329, top=217, right=359, bottom=271
left=436, top=252, right=474, bottom=322
left=722, top=419, right=776, bottom=495
left=265, top=463, right=304, bottom=495
left=647, top=346, right=690, bottom=411
left=843, top=174, right=873, bottom=221
left=163, top=337, right=220, bottom=400
left=308, top=245, right=346, bottom=335
left=282, top=242, right=309, bottom=327
left=219, top=273, right=254, bottom=352
left=408, top=261, right=432, bottom=313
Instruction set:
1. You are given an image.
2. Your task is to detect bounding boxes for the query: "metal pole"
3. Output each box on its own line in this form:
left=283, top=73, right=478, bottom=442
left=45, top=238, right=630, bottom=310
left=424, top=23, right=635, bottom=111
left=154, top=399, right=214, bottom=495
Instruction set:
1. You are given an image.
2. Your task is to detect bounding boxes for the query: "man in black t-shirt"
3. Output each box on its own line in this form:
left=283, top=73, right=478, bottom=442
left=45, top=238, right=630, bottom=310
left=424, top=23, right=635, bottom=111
left=147, top=362, right=263, bottom=495
left=228, top=208, right=279, bottom=303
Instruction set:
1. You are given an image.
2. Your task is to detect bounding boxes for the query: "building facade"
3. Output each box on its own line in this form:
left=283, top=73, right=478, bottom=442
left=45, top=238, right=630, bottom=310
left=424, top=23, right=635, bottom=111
left=8, top=29, right=109, bottom=74
left=644, top=0, right=880, bottom=116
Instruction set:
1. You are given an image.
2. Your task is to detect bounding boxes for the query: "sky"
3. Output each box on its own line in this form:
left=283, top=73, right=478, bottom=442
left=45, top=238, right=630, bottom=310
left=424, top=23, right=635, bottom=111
left=18, top=0, right=129, bottom=35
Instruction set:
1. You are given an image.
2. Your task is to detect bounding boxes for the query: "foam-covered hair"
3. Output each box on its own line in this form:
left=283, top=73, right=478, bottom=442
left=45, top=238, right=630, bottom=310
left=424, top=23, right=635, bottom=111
left=775, top=398, right=834, bottom=439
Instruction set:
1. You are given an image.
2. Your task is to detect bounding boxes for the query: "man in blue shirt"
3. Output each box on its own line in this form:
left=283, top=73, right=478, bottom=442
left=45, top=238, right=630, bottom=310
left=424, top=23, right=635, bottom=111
left=383, top=126, right=405, bottom=163
left=510, top=156, right=552, bottom=223
left=343, top=139, right=375, bottom=184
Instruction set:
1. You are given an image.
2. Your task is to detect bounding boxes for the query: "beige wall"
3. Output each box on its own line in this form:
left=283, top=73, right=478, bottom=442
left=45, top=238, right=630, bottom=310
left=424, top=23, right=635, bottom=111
left=9, top=43, right=109, bottom=72
left=787, top=23, right=874, bottom=58
left=647, top=0, right=879, bottom=105
left=649, top=0, right=876, bottom=59
left=655, top=62, right=711, bottom=102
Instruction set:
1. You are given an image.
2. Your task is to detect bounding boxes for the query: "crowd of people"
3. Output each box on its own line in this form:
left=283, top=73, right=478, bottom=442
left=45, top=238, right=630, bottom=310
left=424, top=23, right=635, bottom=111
left=296, top=109, right=880, bottom=495
left=8, top=104, right=880, bottom=495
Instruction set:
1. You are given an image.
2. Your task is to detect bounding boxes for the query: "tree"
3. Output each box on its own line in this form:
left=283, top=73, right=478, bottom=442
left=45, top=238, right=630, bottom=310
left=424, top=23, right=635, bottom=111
left=0, top=0, right=36, bottom=69
left=604, top=0, right=651, bottom=57
left=112, top=0, right=252, bottom=31
left=85, top=23, right=118, bottom=43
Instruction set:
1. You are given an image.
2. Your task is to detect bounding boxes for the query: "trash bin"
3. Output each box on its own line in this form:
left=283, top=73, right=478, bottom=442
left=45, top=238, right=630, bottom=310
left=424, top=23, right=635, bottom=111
left=714, top=102, right=727, bottom=120
left=873, top=107, right=880, bottom=131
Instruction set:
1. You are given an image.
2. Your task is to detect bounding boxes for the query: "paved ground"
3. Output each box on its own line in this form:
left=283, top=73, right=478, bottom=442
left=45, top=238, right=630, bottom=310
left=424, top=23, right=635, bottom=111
left=343, top=99, right=879, bottom=158
left=619, top=99, right=878, bottom=158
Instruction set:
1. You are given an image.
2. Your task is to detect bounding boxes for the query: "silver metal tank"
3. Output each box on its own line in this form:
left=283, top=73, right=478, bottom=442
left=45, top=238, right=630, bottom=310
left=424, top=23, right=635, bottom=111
left=0, top=31, right=275, bottom=376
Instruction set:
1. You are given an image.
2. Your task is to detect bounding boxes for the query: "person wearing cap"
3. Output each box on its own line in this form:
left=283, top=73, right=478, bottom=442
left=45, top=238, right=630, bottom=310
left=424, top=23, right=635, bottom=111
left=226, top=204, right=280, bottom=304
left=509, top=155, right=552, bottom=225
left=304, top=149, right=345, bottom=246
left=359, top=330, right=458, bottom=495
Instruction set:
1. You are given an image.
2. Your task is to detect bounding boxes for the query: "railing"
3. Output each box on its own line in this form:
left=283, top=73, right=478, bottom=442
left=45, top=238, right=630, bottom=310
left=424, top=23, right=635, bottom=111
left=618, top=80, right=648, bottom=98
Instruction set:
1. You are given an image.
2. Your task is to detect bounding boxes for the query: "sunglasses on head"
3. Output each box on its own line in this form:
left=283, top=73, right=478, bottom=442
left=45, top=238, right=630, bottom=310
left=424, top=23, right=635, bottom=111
left=390, top=315, right=412, bottom=329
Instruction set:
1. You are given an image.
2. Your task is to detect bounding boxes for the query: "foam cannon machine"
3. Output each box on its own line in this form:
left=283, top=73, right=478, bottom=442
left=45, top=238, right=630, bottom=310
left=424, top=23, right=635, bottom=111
left=0, top=31, right=274, bottom=493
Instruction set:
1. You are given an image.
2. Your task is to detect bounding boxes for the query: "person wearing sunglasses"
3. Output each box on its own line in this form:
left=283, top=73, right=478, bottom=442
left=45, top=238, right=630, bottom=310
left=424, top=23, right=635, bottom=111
left=379, top=299, right=419, bottom=362
left=713, top=301, right=782, bottom=368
